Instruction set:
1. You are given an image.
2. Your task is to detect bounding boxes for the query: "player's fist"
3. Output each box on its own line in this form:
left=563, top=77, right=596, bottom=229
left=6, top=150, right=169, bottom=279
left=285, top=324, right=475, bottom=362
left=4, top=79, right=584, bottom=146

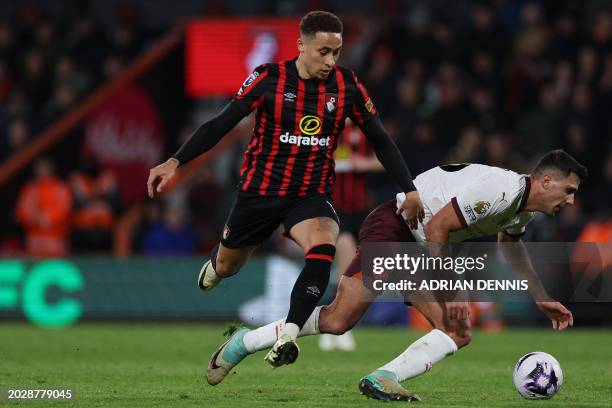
left=147, top=158, right=179, bottom=198
left=446, top=301, right=470, bottom=320
left=536, top=301, right=574, bottom=331
left=397, top=191, right=425, bottom=230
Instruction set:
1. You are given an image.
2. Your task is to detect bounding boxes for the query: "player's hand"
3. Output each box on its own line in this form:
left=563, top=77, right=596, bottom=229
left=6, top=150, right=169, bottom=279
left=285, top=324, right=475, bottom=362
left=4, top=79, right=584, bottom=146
left=396, top=191, right=425, bottom=230
left=147, top=158, right=179, bottom=198
left=536, top=301, right=574, bottom=331
left=446, top=301, right=471, bottom=320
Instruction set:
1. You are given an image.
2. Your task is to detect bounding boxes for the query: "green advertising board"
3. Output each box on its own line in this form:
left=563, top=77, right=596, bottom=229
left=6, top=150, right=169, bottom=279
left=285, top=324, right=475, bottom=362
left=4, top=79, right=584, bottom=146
left=0, top=257, right=302, bottom=327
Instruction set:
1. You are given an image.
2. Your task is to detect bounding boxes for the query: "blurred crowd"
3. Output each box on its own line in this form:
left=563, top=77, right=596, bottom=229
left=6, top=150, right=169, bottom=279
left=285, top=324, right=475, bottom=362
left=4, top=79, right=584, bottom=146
left=180, top=0, right=612, bottom=255
left=0, top=2, right=149, bottom=162
left=0, top=1, right=158, bottom=256
left=350, top=1, right=612, bottom=244
left=1, top=0, right=610, bottom=258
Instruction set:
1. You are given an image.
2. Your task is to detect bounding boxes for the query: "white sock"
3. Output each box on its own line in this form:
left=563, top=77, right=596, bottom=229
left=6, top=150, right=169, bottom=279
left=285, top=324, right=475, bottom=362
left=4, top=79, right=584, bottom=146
left=378, top=329, right=458, bottom=382
left=280, top=323, right=300, bottom=340
left=243, top=306, right=321, bottom=353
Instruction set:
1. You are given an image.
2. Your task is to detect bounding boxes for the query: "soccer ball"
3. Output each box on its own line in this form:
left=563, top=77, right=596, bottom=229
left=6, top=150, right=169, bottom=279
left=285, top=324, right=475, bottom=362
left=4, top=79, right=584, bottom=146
left=513, top=352, right=563, bottom=400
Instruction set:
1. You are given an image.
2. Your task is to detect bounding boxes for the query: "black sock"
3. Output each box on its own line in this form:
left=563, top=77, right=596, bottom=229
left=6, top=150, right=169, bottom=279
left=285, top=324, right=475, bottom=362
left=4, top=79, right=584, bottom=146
left=286, top=244, right=336, bottom=329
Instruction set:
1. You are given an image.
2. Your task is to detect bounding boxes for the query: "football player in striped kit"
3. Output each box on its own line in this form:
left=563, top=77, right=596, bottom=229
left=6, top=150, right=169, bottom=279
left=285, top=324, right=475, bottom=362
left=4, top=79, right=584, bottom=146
left=147, top=11, right=424, bottom=374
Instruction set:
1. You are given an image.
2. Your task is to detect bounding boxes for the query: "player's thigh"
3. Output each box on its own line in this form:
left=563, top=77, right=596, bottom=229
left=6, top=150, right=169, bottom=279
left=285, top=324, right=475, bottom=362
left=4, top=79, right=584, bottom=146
left=221, top=192, right=284, bottom=249
left=289, top=216, right=339, bottom=251
left=319, top=276, right=374, bottom=334
left=284, top=194, right=340, bottom=251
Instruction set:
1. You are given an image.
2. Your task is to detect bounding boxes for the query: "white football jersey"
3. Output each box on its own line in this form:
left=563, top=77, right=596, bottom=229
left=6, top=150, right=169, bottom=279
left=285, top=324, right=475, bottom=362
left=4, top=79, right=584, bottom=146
left=396, top=164, right=536, bottom=242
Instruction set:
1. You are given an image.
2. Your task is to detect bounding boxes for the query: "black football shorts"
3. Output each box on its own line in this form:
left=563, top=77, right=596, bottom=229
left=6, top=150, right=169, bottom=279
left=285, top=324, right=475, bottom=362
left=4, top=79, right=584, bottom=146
left=220, top=191, right=340, bottom=248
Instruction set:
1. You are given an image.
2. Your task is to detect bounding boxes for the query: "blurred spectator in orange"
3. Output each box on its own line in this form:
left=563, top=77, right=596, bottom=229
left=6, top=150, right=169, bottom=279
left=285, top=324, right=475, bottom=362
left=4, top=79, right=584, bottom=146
left=69, top=158, right=120, bottom=253
left=16, top=158, right=72, bottom=257
left=580, top=150, right=612, bottom=246
left=577, top=219, right=612, bottom=244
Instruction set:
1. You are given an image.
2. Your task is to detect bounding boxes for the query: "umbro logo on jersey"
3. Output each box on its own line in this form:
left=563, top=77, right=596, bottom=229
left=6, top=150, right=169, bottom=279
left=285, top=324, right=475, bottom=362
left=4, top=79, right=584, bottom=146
left=284, top=92, right=297, bottom=102
left=306, top=286, right=321, bottom=296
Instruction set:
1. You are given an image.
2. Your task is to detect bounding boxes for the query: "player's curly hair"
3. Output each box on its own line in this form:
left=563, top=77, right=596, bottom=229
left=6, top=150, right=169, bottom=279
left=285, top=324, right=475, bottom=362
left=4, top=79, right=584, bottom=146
left=533, top=149, right=588, bottom=181
left=300, top=11, right=343, bottom=38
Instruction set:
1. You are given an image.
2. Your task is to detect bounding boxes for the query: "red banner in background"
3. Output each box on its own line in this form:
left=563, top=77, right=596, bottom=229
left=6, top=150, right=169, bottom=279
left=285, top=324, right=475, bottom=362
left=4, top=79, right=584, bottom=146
left=84, top=85, right=163, bottom=206
left=186, top=18, right=300, bottom=97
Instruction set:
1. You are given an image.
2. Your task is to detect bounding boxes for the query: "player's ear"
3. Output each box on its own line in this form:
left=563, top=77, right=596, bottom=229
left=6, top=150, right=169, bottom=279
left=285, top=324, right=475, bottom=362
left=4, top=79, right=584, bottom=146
left=542, top=173, right=552, bottom=190
left=297, top=37, right=304, bottom=53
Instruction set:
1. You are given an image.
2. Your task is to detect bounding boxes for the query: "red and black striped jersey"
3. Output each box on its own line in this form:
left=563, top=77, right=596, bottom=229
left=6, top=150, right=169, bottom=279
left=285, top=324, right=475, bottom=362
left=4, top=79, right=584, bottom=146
left=333, top=120, right=372, bottom=213
left=233, top=58, right=379, bottom=197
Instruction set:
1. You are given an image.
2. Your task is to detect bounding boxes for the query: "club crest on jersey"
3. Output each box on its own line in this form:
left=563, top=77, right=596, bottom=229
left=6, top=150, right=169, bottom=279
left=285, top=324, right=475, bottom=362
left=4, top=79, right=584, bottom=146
left=474, top=200, right=491, bottom=215
left=325, top=93, right=337, bottom=112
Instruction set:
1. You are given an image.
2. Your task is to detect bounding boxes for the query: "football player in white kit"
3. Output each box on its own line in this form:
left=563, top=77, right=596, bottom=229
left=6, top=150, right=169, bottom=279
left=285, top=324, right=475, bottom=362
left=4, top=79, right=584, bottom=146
left=206, top=150, right=586, bottom=402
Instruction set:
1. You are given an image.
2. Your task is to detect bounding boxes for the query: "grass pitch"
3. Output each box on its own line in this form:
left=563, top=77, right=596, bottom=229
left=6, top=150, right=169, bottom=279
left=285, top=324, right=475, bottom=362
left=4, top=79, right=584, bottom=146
left=1, top=323, right=610, bottom=407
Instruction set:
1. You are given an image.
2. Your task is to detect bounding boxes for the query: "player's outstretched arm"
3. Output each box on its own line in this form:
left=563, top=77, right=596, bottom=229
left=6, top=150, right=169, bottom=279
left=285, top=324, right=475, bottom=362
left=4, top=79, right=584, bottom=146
left=148, top=65, right=270, bottom=198
left=147, top=101, right=247, bottom=198
left=497, top=232, right=573, bottom=330
left=423, top=202, right=464, bottom=244
left=361, top=118, right=424, bottom=228
left=535, top=301, right=574, bottom=330
left=172, top=101, right=248, bottom=166
left=422, top=203, right=470, bottom=319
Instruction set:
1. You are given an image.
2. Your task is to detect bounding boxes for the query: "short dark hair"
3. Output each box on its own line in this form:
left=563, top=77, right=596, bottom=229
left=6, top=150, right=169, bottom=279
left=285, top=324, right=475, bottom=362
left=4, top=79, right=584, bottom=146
left=533, top=149, right=588, bottom=181
left=300, top=11, right=343, bottom=38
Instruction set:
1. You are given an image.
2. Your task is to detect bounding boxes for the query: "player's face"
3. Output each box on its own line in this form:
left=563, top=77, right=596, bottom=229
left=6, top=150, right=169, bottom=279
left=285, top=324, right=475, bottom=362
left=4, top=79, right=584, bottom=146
left=541, top=172, right=580, bottom=215
left=297, top=32, right=342, bottom=80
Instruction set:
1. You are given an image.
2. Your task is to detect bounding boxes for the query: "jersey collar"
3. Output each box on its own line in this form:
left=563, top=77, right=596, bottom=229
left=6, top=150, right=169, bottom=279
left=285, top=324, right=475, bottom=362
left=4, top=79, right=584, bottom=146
left=517, top=176, right=531, bottom=213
